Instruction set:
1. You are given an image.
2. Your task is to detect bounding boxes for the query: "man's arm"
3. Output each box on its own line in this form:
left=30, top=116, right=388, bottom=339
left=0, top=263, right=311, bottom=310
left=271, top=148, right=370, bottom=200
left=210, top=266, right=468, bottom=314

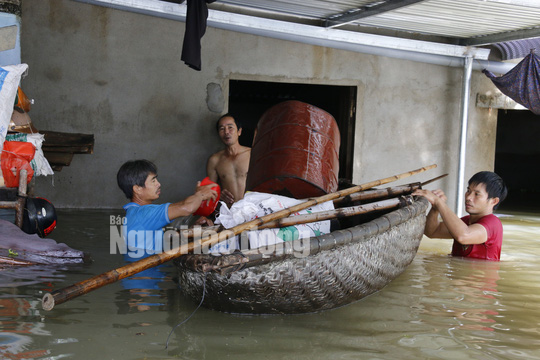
left=206, top=154, right=219, bottom=183
left=424, top=207, right=451, bottom=239
left=413, top=189, right=488, bottom=245
left=167, top=183, right=217, bottom=221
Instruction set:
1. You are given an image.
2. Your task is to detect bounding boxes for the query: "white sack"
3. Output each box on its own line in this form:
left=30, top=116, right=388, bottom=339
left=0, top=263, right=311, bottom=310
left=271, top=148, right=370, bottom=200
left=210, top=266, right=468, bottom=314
left=215, top=191, right=334, bottom=251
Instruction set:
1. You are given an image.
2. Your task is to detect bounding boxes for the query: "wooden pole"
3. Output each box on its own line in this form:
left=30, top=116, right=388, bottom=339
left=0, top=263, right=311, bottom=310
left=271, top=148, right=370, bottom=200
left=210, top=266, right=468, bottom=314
left=259, top=196, right=408, bottom=229
left=41, top=164, right=436, bottom=311
left=333, top=183, right=420, bottom=205
left=174, top=187, right=418, bottom=239
left=15, top=169, right=27, bottom=228
left=0, top=169, right=27, bottom=229
left=333, top=173, right=447, bottom=205
left=175, top=174, right=447, bottom=239
left=175, top=224, right=221, bottom=239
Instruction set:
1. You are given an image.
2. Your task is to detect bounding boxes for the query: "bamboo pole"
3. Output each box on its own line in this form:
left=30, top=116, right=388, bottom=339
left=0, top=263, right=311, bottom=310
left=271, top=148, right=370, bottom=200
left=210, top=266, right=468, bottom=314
left=177, top=174, right=446, bottom=238
left=0, top=169, right=27, bottom=229
left=173, top=191, right=413, bottom=239
left=333, top=183, right=420, bottom=204
left=333, top=173, right=447, bottom=204
left=258, top=196, right=409, bottom=229
left=15, top=169, right=27, bottom=228
left=173, top=195, right=406, bottom=240
left=41, top=164, right=436, bottom=311
left=0, top=255, right=35, bottom=266
left=175, top=224, right=222, bottom=239
left=176, top=184, right=422, bottom=239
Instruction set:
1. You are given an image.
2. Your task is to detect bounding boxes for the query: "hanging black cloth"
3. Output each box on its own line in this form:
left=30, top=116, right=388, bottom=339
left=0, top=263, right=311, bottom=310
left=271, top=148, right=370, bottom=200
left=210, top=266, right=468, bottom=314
left=483, top=51, right=540, bottom=115
left=181, top=0, right=216, bottom=71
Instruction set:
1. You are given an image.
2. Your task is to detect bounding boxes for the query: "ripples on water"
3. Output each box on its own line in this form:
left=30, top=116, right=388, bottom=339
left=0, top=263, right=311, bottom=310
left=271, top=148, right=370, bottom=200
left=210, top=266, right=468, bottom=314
left=0, top=210, right=539, bottom=359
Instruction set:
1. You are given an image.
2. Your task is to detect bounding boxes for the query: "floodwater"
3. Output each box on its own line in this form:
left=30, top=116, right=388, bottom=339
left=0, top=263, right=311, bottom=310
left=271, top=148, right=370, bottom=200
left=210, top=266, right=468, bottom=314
left=1, top=208, right=539, bottom=360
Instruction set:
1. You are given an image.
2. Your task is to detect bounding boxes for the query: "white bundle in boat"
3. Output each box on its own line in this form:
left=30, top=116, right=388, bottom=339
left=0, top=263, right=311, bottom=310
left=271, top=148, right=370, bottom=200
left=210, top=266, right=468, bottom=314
left=212, top=191, right=334, bottom=253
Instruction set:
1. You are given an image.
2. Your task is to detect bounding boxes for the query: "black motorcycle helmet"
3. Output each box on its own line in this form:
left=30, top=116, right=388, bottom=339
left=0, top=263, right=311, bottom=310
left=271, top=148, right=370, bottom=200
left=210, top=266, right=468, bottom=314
left=22, top=197, right=57, bottom=238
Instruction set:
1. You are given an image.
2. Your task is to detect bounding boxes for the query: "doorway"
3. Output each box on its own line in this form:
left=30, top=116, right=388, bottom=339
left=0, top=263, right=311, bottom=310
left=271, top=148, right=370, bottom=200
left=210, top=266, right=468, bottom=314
left=228, top=79, right=357, bottom=182
left=495, top=109, right=540, bottom=212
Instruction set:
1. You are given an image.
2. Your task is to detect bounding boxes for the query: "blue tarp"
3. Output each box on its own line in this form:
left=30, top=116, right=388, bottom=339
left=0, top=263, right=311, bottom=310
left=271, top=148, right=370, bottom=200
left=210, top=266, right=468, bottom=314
left=483, top=51, right=540, bottom=115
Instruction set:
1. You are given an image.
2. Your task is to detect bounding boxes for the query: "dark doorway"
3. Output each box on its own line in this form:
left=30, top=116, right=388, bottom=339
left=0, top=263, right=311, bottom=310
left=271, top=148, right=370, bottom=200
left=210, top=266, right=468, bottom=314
left=228, top=80, right=357, bottom=182
left=495, top=109, right=540, bottom=212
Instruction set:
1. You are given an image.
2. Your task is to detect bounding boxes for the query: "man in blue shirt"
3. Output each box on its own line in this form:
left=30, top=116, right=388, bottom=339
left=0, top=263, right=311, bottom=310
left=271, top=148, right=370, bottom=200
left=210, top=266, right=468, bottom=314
left=117, top=159, right=218, bottom=255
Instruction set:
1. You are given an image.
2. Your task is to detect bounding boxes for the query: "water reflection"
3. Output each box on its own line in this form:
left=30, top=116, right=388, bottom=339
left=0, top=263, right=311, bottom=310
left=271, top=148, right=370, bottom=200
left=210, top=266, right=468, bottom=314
left=402, top=212, right=540, bottom=359
left=116, top=254, right=170, bottom=313
left=0, top=264, right=73, bottom=359
left=0, top=296, right=50, bottom=359
left=426, top=258, right=500, bottom=332
left=0, top=265, right=69, bottom=289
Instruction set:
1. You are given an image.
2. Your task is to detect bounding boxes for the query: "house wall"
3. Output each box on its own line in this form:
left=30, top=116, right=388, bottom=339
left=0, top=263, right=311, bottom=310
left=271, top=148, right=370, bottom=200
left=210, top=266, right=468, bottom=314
left=20, top=0, right=498, bottom=211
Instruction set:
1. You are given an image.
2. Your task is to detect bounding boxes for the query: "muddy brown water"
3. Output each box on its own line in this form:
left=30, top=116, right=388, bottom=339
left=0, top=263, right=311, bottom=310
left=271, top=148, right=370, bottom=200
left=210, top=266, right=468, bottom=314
left=0, top=209, right=539, bottom=359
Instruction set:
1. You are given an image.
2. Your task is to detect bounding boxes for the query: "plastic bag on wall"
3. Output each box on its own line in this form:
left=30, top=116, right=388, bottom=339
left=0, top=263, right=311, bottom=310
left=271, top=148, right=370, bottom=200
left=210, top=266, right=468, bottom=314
left=6, top=132, right=54, bottom=176
left=0, top=64, right=28, bottom=153
left=1, top=140, right=35, bottom=187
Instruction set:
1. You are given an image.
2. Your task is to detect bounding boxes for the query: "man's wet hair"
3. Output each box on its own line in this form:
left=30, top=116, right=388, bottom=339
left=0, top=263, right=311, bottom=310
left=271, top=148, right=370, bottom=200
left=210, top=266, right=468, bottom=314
left=117, top=159, right=158, bottom=199
left=216, top=113, right=242, bottom=132
left=468, top=171, right=508, bottom=209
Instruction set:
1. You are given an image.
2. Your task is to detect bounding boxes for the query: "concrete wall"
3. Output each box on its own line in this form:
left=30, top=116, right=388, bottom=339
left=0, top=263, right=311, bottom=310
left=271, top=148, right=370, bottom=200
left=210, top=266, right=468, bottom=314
left=20, top=0, right=498, bottom=211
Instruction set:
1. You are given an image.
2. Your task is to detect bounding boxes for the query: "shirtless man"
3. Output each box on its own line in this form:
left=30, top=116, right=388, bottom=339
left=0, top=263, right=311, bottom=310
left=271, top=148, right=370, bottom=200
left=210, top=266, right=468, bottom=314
left=207, top=114, right=251, bottom=207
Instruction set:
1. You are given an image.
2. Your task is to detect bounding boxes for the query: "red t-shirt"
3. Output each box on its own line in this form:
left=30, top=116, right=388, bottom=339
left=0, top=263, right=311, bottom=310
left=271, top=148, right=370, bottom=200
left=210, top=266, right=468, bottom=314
left=451, top=214, right=503, bottom=261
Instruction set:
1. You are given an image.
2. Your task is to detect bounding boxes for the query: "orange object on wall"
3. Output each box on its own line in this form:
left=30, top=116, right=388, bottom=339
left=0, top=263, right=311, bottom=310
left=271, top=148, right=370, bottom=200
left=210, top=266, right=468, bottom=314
left=1, top=141, right=35, bottom=187
left=246, top=100, right=340, bottom=199
left=15, top=86, right=32, bottom=112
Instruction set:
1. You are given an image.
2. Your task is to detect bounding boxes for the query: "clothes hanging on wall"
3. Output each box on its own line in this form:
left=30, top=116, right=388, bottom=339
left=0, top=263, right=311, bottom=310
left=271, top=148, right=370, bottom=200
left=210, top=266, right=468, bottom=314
left=483, top=51, right=540, bottom=115
left=181, top=0, right=216, bottom=71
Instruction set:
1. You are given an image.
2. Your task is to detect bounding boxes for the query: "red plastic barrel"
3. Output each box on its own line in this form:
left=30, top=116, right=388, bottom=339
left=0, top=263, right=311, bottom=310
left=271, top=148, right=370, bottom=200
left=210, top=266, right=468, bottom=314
left=246, top=100, right=340, bottom=199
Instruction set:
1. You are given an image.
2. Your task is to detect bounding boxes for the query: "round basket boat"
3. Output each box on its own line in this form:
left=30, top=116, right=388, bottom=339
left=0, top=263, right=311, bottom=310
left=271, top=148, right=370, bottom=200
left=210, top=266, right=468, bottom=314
left=175, top=196, right=429, bottom=315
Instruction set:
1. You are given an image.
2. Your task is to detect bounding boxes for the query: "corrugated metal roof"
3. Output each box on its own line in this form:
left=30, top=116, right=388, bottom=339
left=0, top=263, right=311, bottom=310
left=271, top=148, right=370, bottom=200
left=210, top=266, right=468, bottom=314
left=211, top=0, right=540, bottom=48
left=216, top=0, right=375, bottom=19
left=353, top=0, right=540, bottom=39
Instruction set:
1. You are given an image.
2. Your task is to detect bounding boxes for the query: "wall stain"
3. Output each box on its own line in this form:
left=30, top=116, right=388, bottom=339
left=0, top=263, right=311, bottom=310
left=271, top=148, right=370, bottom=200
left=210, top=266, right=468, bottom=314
left=311, top=46, right=333, bottom=79
left=47, top=0, right=80, bottom=34
left=46, top=99, right=114, bottom=134
left=92, top=5, right=109, bottom=40
left=135, top=93, right=185, bottom=134
left=44, top=66, right=62, bottom=82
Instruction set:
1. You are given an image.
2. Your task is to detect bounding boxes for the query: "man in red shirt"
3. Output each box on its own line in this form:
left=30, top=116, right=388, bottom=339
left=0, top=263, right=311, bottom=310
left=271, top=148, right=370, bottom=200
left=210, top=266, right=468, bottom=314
left=413, top=171, right=507, bottom=261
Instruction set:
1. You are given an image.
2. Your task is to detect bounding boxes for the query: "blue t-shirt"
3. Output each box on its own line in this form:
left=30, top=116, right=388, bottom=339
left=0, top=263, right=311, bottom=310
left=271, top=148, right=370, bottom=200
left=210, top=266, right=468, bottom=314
left=123, top=202, right=171, bottom=252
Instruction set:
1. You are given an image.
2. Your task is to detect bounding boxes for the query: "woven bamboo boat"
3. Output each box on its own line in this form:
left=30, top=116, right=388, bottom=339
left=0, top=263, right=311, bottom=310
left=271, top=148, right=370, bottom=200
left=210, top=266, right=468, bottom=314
left=174, top=196, right=429, bottom=314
